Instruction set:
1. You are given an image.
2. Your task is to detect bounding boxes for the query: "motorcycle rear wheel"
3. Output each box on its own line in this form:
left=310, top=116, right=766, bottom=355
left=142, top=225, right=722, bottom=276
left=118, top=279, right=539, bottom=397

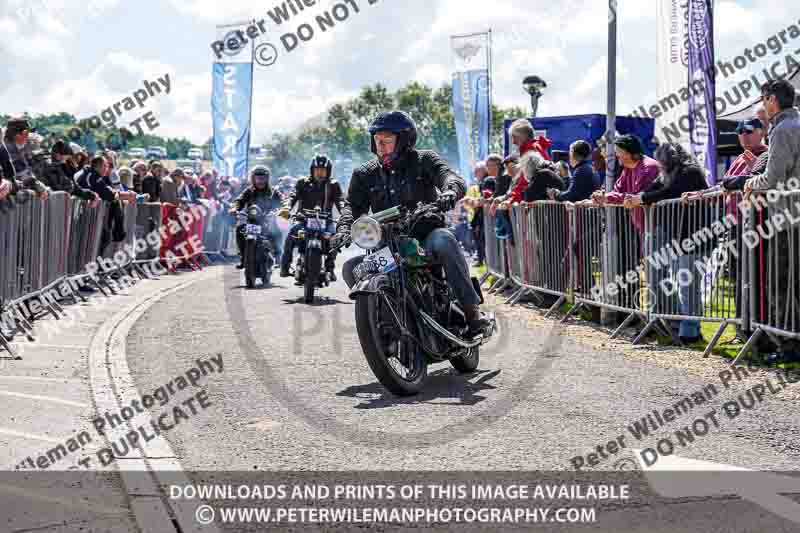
left=355, top=292, right=426, bottom=396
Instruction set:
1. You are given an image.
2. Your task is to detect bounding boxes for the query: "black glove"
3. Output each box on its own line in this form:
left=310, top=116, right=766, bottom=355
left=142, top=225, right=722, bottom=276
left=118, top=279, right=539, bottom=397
left=331, top=232, right=350, bottom=250
left=437, top=190, right=458, bottom=211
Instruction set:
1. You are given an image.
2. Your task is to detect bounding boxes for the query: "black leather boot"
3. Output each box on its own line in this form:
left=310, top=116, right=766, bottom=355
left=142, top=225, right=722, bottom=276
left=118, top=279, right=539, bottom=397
left=463, top=304, right=492, bottom=335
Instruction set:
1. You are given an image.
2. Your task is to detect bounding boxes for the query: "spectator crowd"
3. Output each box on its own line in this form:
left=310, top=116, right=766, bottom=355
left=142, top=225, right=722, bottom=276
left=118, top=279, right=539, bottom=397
left=0, top=116, right=263, bottom=257
left=452, top=79, right=800, bottom=357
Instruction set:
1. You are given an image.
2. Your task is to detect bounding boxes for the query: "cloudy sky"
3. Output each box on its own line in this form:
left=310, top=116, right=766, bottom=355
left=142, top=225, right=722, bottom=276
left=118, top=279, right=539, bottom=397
left=0, top=0, right=796, bottom=145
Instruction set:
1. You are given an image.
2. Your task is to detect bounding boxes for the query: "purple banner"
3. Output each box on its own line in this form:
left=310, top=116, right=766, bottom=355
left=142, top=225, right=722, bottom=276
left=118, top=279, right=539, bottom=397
left=687, top=0, right=718, bottom=184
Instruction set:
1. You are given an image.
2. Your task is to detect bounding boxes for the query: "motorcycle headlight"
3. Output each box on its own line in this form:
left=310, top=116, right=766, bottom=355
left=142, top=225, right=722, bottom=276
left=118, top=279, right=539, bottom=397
left=351, top=216, right=381, bottom=250
left=247, top=205, right=260, bottom=218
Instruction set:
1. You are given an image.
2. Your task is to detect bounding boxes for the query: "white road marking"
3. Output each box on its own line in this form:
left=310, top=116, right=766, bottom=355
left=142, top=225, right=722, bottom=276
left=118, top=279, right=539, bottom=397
left=0, top=389, right=86, bottom=408
left=0, top=375, right=82, bottom=384
left=635, top=451, right=800, bottom=525
left=9, top=343, right=88, bottom=350
left=0, top=428, right=68, bottom=443
left=89, top=269, right=220, bottom=533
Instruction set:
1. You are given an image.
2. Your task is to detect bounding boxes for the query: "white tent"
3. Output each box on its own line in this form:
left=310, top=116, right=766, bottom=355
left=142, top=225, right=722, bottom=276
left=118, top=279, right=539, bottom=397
left=719, top=66, right=800, bottom=121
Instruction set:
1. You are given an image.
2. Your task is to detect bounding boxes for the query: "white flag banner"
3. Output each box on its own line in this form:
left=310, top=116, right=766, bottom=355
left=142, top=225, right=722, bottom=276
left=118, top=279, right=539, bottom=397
left=656, top=0, right=691, bottom=148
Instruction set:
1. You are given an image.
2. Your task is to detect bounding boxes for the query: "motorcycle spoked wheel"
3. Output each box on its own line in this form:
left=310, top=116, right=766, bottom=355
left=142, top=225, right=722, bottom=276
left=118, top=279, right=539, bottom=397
left=355, top=291, right=427, bottom=396
left=304, top=248, right=322, bottom=303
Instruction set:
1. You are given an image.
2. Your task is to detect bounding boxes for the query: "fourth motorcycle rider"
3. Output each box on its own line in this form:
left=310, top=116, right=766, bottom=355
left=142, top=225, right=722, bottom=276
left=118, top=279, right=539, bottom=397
left=336, top=110, right=492, bottom=335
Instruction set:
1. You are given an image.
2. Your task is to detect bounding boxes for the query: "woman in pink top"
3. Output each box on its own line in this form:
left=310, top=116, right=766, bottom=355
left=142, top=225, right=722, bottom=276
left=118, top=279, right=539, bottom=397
left=585, top=134, right=660, bottom=233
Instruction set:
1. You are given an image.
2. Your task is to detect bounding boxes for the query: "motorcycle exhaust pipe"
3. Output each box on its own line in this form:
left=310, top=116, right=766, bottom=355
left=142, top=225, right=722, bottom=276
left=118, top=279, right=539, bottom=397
left=418, top=310, right=483, bottom=349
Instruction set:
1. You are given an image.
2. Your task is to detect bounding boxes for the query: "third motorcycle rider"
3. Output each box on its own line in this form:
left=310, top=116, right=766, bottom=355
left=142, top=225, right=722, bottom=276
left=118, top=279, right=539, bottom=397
left=279, top=154, right=344, bottom=280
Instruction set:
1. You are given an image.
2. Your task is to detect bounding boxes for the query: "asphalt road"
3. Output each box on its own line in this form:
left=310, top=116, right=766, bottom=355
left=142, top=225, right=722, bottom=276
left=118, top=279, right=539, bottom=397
left=121, top=250, right=800, bottom=532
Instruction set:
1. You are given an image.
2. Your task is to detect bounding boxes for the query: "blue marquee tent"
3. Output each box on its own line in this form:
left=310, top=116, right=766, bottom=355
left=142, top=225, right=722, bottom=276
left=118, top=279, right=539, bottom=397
left=503, top=114, right=658, bottom=158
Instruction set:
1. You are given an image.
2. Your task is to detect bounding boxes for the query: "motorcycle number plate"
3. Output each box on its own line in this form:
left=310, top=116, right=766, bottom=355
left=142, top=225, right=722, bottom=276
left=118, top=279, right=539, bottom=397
left=246, top=224, right=262, bottom=235
left=363, top=247, right=397, bottom=274
left=306, top=218, right=324, bottom=230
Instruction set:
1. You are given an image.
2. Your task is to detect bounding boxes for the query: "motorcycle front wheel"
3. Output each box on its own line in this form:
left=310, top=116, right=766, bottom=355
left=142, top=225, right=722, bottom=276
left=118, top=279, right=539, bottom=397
left=355, top=292, right=426, bottom=396
left=244, top=240, right=257, bottom=289
left=450, top=346, right=480, bottom=373
left=304, top=247, right=321, bottom=303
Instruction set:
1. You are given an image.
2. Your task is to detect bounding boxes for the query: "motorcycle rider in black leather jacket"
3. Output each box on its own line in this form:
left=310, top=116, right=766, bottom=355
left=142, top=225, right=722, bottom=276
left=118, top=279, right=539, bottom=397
left=230, top=166, right=283, bottom=269
left=278, top=154, right=343, bottom=280
left=335, top=111, right=491, bottom=334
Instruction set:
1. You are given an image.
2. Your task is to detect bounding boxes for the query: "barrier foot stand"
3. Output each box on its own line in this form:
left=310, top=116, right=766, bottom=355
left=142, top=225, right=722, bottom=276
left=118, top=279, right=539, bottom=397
left=41, top=297, right=61, bottom=320
left=611, top=312, right=638, bottom=339
left=89, top=276, right=110, bottom=297
left=560, top=302, right=583, bottom=324
left=132, top=262, right=150, bottom=280
left=11, top=313, right=35, bottom=341
left=67, top=282, right=87, bottom=303
left=489, top=279, right=508, bottom=295
left=632, top=319, right=659, bottom=345
left=478, top=271, right=491, bottom=286
left=765, top=330, right=785, bottom=351
left=95, top=264, right=119, bottom=295
left=731, top=328, right=763, bottom=366
left=0, top=333, right=19, bottom=359
left=703, top=320, right=729, bottom=358
left=659, top=318, right=684, bottom=346
left=505, top=287, right=527, bottom=306
left=101, top=274, right=118, bottom=295
left=544, top=295, right=567, bottom=319
left=147, top=260, right=164, bottom=278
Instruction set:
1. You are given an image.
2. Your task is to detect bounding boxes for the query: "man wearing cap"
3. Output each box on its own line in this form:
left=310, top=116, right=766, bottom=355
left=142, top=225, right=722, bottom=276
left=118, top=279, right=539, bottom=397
left=40, top=140, right=99, bottom=206
left=1, top=117, right=48, bottom=199
left=728, top=118, right=769, bottom=179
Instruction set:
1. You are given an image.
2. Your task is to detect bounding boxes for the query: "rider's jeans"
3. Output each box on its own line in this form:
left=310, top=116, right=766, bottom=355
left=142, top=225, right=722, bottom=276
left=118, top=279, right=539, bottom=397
left=282, top=221, right=337, bottom=270
left=342, top=228, right=481, bottom=306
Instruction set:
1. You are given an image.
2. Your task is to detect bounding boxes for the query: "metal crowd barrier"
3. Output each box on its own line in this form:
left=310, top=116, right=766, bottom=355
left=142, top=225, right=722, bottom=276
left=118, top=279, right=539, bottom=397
left=0, top=198, right=22, bottom=304
left=67, top=199, right=107, bottom=278
left=42, top=192, right=71, bottom=288
left=481, top=204, right=510, bottom=292
left=505, top=202, right=572, bottom=314
left=563, top=204, right=652, bottom=338
left=16, top=192, right=47, bottom=299
left=642, top=191, right=746, bottom=355
left=135, top=202, right=163, bottom=262
left=734, top=189, right=800, bottom=363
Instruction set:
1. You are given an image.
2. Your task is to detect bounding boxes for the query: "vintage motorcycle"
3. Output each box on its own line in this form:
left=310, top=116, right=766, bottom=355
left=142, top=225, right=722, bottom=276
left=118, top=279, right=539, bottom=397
left=237, top=205, right=278, bottom=288
left=348, top=202, right=496, bottom=396
left=293, top=208, right=336, bottom=303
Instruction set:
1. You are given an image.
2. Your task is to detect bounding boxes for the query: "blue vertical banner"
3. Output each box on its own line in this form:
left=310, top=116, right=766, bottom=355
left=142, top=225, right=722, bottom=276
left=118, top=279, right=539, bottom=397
left=451, top=32, right=490, bottom=185
left=687, top=0, right=718, bottom=184
left=211, top=23, right=254, bottom=178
